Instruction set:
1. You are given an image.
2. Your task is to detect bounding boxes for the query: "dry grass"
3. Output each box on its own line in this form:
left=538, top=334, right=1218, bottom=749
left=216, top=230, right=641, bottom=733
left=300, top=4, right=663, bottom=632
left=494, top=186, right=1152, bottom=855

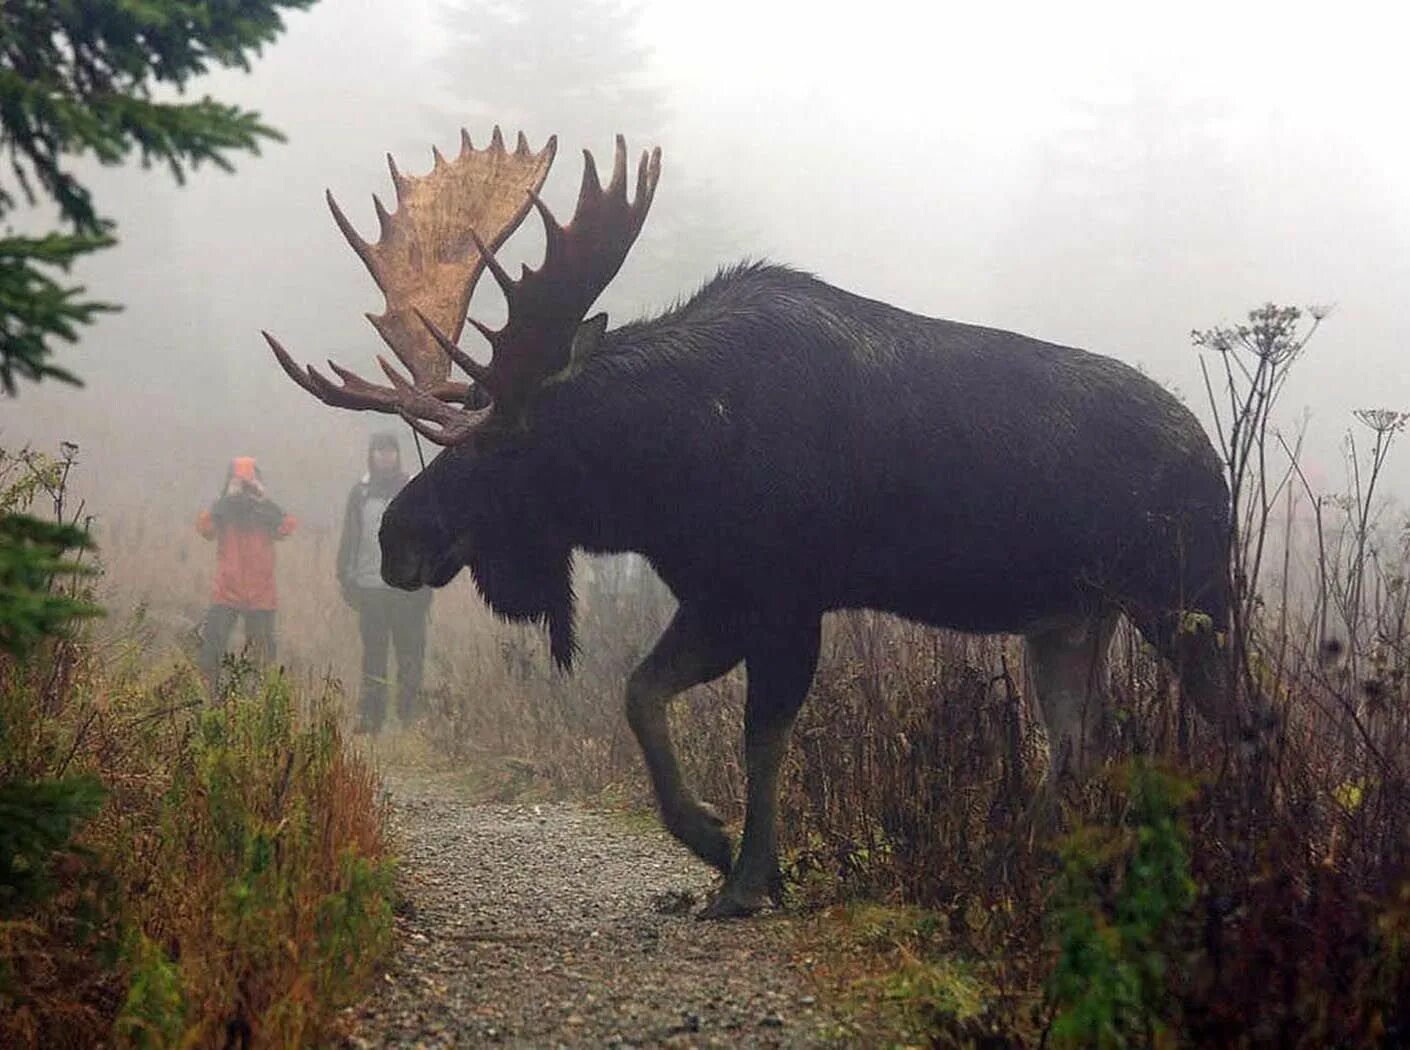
left=0, top=623, right=394, bottom=1048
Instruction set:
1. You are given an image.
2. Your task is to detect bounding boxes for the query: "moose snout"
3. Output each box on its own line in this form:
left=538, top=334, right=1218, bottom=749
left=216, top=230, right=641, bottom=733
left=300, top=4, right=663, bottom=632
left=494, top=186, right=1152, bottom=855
left=379, top=548, right=423, bottom=590
left=377, top=517, right=432, bottom=589
left=379, top=539, right=459, bottom=591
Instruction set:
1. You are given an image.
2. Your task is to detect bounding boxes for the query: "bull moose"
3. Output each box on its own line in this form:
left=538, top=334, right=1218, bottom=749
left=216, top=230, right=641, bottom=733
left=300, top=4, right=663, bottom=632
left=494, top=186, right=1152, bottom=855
left=266, top=128, right=1230, bottom=918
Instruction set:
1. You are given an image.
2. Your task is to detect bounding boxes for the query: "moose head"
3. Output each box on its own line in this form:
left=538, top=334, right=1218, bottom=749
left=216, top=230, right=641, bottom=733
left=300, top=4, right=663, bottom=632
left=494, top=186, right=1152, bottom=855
left=264, top=128, right=661, bottom=667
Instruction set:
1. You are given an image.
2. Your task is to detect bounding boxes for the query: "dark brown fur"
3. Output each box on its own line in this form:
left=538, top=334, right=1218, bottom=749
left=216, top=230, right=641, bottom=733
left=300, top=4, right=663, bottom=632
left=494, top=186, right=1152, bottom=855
left=380, top=262, right=1230, bottom=915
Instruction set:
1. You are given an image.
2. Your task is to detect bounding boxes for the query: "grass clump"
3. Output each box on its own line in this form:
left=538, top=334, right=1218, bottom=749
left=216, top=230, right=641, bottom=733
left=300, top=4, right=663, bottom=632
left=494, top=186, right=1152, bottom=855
left=0, top=630, right=394, bottom=1048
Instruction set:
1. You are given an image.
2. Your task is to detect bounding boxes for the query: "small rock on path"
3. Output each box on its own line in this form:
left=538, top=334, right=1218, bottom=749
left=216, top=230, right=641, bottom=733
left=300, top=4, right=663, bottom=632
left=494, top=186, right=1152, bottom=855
left=341, top=776, right=849, bottom=1048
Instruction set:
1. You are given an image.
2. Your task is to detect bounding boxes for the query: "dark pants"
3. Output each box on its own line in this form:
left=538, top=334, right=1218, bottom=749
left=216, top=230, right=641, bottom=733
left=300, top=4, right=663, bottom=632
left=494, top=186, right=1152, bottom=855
left=200, top=604, right=276, bottom=691
left=355, top=587, right=429, bottom=732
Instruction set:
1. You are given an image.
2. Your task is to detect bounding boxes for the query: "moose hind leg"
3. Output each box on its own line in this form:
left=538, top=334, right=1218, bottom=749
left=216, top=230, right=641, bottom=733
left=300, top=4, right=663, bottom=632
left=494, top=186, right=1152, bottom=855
left=626, top=605, right=743, bottom=876
left=1026, top=612, right=1118, bottom=782
left=702, top=614, right=821, bottom=919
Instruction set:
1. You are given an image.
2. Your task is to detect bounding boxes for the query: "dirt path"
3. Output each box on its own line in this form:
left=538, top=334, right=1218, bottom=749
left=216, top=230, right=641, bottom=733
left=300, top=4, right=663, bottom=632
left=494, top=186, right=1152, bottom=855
left=341, top=775, right=858, bottom=1048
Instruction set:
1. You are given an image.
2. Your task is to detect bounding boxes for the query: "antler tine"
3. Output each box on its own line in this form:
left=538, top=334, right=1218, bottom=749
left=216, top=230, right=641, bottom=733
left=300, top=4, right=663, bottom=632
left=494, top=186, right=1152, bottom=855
left=414, top=308, right=498, bottom=395
left=466, top=135, right=662, bottom=402
left=381, top=358, right=495, bottom=446
left=385, top=153, right=409, bottom=199
left=375, top=354, right=415, bottom=388
left=372, top=193, right=394, bottom=238
left=325, top=191, right=375, bottom=270
left=637, top=146, right=662, bottom=213
left=467, top=317, right=499, bottom=344
left=333, top=357, right=403, bottom=393
left=266, top=330, right=323, bottom=396
left=267, top=331, right=375, bottom=408
left=526, top=188, right=566, bottom=258
left=265, top=329, right=473, bottom=414
left=606, top=134, right=628, bottom=196
left=399, top=408, right=486, bottom=446
left=466, top=227, right=517, bottom=297
left=577, top=147, right=604, bottom=205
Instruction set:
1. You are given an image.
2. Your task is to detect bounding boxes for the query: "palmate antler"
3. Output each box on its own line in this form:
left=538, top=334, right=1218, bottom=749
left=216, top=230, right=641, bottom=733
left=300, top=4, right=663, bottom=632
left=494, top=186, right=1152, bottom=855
left=266, top=128, right=662, bottom=447
left=264, top=127, right=556, bottom=413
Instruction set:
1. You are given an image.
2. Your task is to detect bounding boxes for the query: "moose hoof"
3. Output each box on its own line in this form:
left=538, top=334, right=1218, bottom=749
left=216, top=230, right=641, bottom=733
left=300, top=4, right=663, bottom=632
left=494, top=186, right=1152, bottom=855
left=697, top=886, right=769, bottom=921
left=697, top=858, right=780, bottom=920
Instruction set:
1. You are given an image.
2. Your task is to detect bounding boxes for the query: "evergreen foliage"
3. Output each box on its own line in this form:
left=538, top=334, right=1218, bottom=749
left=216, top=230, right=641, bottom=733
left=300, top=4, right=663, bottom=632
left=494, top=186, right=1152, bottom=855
left=0, top=0, right=314, bottom=391
left=0, top=513, right=97, bottom=656
left=0, top=3, right=316, bottom=1027
left=0, top=773, right=104, bottom=917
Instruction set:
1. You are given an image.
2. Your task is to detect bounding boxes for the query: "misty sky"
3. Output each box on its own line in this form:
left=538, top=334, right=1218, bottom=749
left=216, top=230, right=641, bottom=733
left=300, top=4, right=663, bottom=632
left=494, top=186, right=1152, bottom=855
left=5, top=0, right=1408, bottom=525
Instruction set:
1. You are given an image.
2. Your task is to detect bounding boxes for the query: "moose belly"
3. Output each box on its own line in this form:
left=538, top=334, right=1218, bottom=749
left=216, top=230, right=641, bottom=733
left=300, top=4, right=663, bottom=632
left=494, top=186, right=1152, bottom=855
left=834, top=556, right=1093, bottom=635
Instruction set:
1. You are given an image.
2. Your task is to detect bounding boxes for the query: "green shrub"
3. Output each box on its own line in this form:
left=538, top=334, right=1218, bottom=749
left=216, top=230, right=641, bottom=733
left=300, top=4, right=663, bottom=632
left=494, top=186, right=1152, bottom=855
left=1046, top=763, right=1196, bottom=1049
left=0, top=647, right=393, bottom=1047
left=114, top=931, right=185, bottom=1049
left=127, top=667, right=394, bottom=1046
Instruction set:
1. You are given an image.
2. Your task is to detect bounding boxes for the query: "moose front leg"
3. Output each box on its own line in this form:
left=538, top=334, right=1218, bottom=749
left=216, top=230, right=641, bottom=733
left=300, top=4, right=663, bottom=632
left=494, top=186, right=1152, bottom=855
left=701, top=614, right=821, bottom=919
left=626, top=605, right=743, bottom=875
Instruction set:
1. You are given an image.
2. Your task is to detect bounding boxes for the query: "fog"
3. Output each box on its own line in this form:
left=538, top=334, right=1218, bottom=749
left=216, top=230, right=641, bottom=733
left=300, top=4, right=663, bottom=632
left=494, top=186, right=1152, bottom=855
left=5, top=0, right=1408, bottom=533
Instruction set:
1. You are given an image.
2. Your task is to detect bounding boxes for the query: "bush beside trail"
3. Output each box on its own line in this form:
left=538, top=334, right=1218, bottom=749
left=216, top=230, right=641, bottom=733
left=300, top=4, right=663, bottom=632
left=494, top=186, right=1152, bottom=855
left=0, top=620, right=394, bottom=1048
left=0, top=6, right=399, bottom=1038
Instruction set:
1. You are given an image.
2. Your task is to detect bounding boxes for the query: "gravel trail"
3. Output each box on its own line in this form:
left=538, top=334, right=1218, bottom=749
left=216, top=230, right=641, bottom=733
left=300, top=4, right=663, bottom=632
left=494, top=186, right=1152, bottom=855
left=342, top=776, right=853, bottom=1048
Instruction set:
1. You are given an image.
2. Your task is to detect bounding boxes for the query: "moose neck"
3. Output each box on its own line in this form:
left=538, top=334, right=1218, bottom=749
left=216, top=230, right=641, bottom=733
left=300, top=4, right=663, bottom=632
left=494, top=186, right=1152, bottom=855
left=446, top=438, right=576, bottom=667
left=524, top=341, right=678, bottom=562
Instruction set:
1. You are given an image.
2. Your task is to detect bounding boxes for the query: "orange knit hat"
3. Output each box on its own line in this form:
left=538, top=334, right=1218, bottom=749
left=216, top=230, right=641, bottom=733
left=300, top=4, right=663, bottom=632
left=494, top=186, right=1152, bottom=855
left=231, top=456, right=257, bottom=482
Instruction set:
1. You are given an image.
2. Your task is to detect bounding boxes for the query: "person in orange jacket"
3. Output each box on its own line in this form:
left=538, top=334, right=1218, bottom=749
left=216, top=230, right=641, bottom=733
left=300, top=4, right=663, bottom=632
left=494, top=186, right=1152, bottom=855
left=196, top=456, right=296, bottom=691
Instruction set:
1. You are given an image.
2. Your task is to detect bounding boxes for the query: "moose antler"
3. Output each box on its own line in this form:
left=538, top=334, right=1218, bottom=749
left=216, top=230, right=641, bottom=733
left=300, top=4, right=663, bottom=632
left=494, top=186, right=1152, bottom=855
left=404, top=135, right=662, bottom=444
left=264, top=126, right=556, bottom=413
left=266, top=131, right=661, bottom=446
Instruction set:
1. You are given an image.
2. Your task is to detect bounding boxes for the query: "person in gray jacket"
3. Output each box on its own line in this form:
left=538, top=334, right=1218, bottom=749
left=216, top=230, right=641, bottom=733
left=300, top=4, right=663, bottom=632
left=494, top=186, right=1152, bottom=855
left=337, top=431, right=433, bottom=733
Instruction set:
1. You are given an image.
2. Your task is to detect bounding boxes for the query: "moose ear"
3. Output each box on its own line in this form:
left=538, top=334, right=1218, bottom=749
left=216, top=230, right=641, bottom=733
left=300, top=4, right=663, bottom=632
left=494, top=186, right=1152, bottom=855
left=548, top=313, right=609, bottom=385
left=570, top=313, right=609, bottom=363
